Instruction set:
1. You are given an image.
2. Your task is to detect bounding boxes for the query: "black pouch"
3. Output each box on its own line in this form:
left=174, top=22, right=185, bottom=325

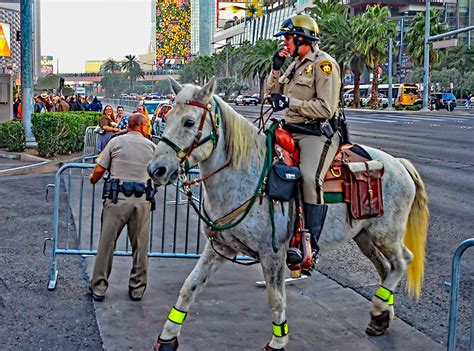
left=319, top=120, right=334, bottom=139
left=267, top=162, right=301, bottom=202
left=134, top=182, right=146, bottom=197
left=102, top=179, right=112, bottom=200
left=121, top=181, right=135, bottom=197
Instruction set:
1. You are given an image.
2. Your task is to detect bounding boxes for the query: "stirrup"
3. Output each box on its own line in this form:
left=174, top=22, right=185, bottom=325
left=286, top=248, right=303, bottom=265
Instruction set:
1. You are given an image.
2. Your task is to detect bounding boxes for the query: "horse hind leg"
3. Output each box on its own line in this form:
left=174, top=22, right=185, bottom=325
left=154, top=243, right=228, bottom=350
left=260, top=252, right=288, bottom=350
left=354, top=230, right=390, bottom=282
left=366, top=236, right=412, bottom=337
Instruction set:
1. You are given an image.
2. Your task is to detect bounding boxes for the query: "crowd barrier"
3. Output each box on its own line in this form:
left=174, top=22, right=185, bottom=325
left=447, top=238, right=474, bottom=350
left=44, top=163, right=211, bottom=291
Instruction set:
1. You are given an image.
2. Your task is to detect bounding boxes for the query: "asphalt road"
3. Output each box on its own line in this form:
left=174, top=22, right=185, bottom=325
left=233, top=104, right=474, bottom=346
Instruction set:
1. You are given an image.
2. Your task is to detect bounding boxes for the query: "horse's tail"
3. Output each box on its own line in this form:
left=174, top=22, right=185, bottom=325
left=398, top=158, right=430, bottom=300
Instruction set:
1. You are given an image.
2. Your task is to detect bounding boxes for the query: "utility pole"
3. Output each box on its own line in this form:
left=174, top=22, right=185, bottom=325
left=388, top=38, right=393, bottom=109
left=21, top=0, right=34, bottom=140
left=422, top=0, right=431, bottom=111
left=399, top=17, right=404, bottom=82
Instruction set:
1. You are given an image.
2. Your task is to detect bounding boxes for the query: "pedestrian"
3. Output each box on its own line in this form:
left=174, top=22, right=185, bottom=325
left=57, top=96, right=70, bottom=112
left=34, top=95, right=47, bottom=113
left=90, top=97, right=103, bottom=112
left=96, top=105, right=126, bottom=153
left=82, top=96, right=92, bottom=111
left=88, top=113, right=156, bottom=302
left=136, top=104, right=152, bottom=137
left=116, top=105, right=128, bottom=130
left=268, top=14, right=342, bottom=263
left=13, top=94, right=21, bottom=119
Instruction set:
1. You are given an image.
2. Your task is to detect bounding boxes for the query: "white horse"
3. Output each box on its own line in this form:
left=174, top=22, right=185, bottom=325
left=147, top=77, right=429, bottom=350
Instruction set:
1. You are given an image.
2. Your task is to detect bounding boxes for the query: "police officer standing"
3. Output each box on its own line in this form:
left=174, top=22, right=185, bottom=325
left=268, top=15, right=341, bottom=260
left=89, top=113, right=156, bottom=301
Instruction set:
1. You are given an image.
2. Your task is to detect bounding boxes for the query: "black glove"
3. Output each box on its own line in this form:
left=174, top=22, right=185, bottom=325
left=270, top=93, right=290, bottom=112
left=272, top=51, right=286, bottom=71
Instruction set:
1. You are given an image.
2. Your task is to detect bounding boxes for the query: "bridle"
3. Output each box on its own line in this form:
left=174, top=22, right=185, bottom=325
left=158, top=98, right=224, bottom=184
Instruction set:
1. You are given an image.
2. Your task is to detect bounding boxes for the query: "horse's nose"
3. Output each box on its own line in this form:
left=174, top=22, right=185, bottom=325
left=147, top=163, right=167, bottom=179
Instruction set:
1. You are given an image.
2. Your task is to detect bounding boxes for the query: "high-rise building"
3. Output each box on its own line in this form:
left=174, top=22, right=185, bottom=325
left=191, top=0, right=216, bottom=56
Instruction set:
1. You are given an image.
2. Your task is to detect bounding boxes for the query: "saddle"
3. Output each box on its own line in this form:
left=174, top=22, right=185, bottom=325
left=272, top=126, right=385, bottom=275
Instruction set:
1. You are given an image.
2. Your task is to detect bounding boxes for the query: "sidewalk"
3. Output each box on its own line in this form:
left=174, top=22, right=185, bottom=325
left=345, top=107, right=473, bottom=116
left=65, top=177, right=444, bottom=350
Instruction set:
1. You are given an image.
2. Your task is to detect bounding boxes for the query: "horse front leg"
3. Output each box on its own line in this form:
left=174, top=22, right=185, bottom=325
left=261, top=252, right=288, bottom=350
left=154, top=243, right=227, bottom=350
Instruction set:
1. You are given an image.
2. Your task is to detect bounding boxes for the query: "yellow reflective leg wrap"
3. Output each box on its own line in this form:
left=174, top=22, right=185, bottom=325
left=374, top=286, right=394, bottom=305
left=167, top=306, right=187, bottom=325
left=272, top=321, right=289, bottom=337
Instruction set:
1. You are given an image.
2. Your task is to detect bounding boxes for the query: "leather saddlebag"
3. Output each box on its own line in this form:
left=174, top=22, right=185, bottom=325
left=344, top=160, right=384, bottom=219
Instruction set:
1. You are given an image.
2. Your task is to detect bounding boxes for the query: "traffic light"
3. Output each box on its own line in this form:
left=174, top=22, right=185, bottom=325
left=15, top=30, right=21, bottom=42
left=396, top=63, right=401, bottom=74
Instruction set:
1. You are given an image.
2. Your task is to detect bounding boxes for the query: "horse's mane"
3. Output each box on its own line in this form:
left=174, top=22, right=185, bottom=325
left=176, top=84, right=265, bottom=170
left=214, top=96, right=266, bottom=170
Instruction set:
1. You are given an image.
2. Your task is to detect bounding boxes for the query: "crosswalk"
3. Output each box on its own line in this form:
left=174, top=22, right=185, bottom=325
left=346, top=112, right=472, bottom=125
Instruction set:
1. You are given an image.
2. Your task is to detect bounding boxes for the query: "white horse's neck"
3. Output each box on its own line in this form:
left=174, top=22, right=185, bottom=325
left=198, top=109, right=266, bottom=220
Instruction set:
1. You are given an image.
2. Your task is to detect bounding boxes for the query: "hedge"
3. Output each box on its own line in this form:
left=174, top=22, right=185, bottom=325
left=0, top=120, right=26, bottom=152
left=31, top=111, right=101, bottom=157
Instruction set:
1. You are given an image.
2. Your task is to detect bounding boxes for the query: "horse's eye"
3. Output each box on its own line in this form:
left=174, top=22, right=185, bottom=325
left=184, top=118, right=195, bottom=127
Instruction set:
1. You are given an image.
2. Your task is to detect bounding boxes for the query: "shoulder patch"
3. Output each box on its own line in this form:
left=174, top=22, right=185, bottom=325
left=318, top=61, right=333, bottom=76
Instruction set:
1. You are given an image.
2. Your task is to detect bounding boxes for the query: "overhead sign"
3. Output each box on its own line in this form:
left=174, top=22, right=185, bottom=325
left=432, top=38, right=458, bottom=49
left=0, top=22, right=11, bottom=57
left=41, top=55, right=54, bottom=75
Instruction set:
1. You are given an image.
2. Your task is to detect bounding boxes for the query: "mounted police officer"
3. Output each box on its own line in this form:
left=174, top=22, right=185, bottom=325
left=89, top=113, right=156, bottom=302
left=268, top=14, right=341, bottom=261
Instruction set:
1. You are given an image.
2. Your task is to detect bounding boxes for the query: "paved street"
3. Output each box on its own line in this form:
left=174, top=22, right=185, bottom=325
left=234, top=104, right=474, bottom=346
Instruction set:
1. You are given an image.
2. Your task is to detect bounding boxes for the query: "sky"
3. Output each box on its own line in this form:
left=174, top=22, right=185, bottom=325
left=41, top=0, right=153, bottom=73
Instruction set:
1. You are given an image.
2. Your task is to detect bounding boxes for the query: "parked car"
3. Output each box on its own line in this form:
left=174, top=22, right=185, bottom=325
left=152, top=103, right=173, bottom=136
left=431, top=92, right=456, bottom=111
left=235, top=95, right=259, bottom=106
left=361, top=93, right=388, bottom=108
left=143, top=99, right=171, bottom=116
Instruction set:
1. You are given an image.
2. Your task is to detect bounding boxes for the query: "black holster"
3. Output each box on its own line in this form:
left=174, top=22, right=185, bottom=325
left=110, top=179, right=119, bottom=203
left=145, top=179, right=157, bottom=211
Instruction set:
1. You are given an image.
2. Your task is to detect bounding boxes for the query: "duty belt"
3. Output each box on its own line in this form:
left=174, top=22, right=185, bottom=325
left=102, top=178, right=157, bottom=209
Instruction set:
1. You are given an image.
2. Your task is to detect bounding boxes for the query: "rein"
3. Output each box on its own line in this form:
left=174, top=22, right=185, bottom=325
left=158, top=97, right=280, bottom=263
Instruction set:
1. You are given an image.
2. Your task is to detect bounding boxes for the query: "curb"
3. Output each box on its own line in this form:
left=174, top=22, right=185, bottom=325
left=0, top=149, right=50, bottom=163
left=0, top=154, right=86, bottom=177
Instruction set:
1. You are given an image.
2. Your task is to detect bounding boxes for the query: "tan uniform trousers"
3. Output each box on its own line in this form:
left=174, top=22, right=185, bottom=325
left=91, top=197, right=151, bottom=298
left=294, top=132, right=340, bottom=205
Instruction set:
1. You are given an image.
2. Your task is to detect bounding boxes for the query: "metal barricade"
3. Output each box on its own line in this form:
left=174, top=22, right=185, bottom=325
left=447, top=238, right=474, bottom=350
left=82, top=126, right=98, bottom=163
left=44, top=163, right=250, bottom=291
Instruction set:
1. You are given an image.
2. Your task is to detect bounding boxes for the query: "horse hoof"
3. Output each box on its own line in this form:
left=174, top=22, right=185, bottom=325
left=263, top=344, right=285, bottom=350
left=154, top=336, right=179, bottom=351
left=366, top=310, right=391, bottom=336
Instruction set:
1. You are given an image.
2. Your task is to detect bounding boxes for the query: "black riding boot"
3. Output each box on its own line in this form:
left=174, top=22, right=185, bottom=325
left=304, top=203, right=328, bottom=256
left=286, top=203, right=328, bottom=265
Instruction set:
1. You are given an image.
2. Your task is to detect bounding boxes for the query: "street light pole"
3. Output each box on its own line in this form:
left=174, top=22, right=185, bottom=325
left=388, top=38, right=393, bottom=109
left=21, top=0, right=34, bottom=140
left=422, top=0, right=431, bottom=111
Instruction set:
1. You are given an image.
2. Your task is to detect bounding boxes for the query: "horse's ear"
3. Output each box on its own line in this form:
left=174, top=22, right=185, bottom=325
left=196, top=76, right=216, bottom=102
left=168, top=76, right=183, bottom=95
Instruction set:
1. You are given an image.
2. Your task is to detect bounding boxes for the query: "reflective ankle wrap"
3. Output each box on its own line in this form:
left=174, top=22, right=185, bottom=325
left=167, top=306, right=187, bottom=325
left=272, top=320, right=289, bottom=337
left=374, top=286, right=394, bottom=305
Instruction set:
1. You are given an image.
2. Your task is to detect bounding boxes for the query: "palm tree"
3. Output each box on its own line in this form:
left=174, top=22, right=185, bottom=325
left=354, top=5, right=396, bottom=108
left=100, top=59, right=121, bottom=75
left=121, top=55, right=145, bottom=91
left=405, top=9, right=448, bottom=67
left=242, top=39, right=280, bottom=103
left=308, top=0, right=349, bottom=20
left=317, top=8, right=365, bottom=107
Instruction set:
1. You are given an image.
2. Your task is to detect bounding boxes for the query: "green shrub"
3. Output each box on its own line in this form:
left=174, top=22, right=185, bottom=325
left=405, top=105, right=422, bottom=111
left=31, top=112, right=101, bottom=157
left=0, top=120, right=26, bottom=152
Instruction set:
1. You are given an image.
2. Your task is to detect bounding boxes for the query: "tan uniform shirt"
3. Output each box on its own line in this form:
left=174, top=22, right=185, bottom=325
left=267, top=46, right=341, bottom=124
left=97, top=131, right=156, bottom=183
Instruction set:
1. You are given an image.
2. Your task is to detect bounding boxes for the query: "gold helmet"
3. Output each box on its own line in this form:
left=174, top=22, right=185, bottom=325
left=274, top=14, right=320, bottom=41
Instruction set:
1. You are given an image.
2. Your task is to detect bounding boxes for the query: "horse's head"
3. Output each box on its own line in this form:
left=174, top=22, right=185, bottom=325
left=147, top=77, right=218, bottom=185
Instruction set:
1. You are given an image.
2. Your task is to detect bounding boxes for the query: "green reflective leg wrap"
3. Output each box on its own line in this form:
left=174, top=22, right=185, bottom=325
left=272, top=320, right=289, bottom=337
left=167, top=306, right=188, bottom=325
left=374, top=286, right=394, bottom=305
